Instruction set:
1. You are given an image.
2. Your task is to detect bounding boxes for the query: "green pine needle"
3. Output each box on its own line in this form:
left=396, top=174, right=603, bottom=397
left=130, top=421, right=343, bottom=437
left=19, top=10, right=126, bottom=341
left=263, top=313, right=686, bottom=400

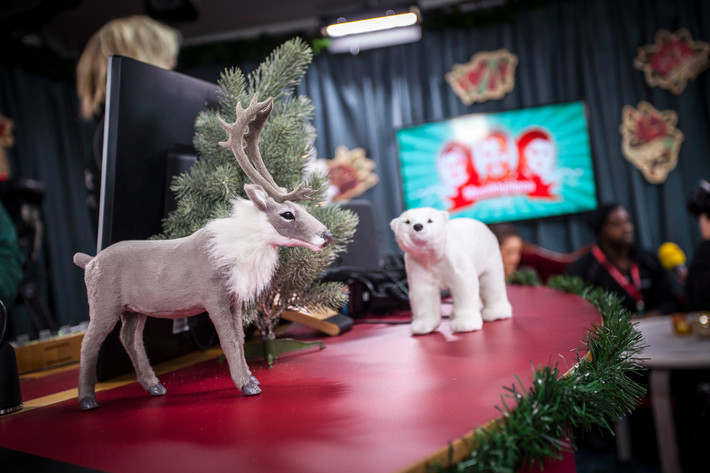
left=156, top=38, right=357, bottom=339
left=507, top=268, right=541, bottom=286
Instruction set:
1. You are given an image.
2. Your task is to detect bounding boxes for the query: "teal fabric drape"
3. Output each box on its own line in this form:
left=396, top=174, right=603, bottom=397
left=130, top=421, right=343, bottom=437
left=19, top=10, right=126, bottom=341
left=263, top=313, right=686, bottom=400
left=299, top=0, right=710, bottom=259
left=0, top=65, right=94, bottom=337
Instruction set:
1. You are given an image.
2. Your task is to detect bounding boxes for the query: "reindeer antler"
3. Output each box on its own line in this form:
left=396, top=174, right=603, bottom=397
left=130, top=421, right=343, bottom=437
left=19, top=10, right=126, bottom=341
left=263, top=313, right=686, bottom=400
left=218, top=95, right=318, bottom=203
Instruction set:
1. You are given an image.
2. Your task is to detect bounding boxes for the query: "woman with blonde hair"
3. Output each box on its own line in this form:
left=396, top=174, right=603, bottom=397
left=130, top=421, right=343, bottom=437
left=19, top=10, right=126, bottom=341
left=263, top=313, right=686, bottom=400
left=76, top=15, right=180, bottom=235
left=77, top=15, right=181, bottom=120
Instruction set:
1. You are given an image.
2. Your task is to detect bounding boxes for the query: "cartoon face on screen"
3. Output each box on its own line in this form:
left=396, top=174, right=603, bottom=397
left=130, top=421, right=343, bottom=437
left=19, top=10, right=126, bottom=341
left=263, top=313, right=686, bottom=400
left=437, top=142, right=473, bottom=190
left=518, top=129, right=557, bottom=182
left=473, top=130, right=517, bottom=182
left=517, top=128, right=559, bottom=198
left=436, top=141, right=478, bottom=210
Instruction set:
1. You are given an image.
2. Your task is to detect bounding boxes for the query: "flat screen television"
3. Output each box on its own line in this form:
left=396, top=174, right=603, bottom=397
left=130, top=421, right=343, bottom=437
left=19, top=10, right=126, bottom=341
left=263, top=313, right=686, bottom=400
left=95, top=55, right=221, bottom=381
left=395, top=101, right=598, bottom=224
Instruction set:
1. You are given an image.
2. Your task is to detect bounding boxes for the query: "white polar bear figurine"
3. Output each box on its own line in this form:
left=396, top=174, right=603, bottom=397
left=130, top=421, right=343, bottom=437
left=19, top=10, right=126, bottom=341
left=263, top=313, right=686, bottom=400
left=390, top=207, right=512, bottom=335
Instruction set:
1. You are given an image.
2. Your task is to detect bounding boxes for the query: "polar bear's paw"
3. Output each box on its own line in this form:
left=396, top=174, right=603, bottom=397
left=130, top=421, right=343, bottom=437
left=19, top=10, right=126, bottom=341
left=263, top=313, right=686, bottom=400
left=481, top=302, right=513, bottom=321
left=450, top=314, right=483, bottom=333
left=410, top=317, right=441, bottom=335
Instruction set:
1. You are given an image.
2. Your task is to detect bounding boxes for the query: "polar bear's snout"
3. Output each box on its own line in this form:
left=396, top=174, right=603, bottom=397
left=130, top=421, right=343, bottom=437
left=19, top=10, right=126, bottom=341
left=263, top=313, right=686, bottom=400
left=390, top=207, right=450, bottom=255
left=407, top=219, right=436, bottom=242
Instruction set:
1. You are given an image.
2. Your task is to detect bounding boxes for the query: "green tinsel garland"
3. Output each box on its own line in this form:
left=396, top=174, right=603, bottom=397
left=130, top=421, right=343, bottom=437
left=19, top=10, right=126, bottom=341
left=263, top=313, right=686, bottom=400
left=447, top=274, right=647, bottom=473
left=506, top=268, right=541, bottom=287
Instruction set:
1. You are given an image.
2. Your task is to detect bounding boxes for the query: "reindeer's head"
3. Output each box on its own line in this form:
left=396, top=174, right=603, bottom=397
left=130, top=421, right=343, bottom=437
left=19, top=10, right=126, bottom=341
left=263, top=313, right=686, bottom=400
left=218, top=96, right=332, bottom=252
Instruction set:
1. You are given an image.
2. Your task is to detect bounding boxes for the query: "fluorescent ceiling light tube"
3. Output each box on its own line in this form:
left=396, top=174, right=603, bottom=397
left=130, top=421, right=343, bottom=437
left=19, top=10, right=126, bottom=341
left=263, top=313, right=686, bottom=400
left=327, top=25, right=422, bottom=54
left=325, top=11, right=418, bottom=37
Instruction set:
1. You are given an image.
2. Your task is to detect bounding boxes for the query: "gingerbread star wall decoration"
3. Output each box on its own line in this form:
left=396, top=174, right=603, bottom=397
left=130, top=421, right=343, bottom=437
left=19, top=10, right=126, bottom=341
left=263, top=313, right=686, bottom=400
left=619, top=101, right=684, bottom=184
left=633, top=28, right=710, bottom=95
left=326, top=146, right=378, bottom=201
left=445, top=49, right=518, bottom=105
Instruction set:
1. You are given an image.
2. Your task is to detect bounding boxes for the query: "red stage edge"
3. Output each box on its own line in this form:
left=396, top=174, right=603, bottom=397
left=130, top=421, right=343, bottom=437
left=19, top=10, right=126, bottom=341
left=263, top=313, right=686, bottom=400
left=398, top=418, right=577, bottom=473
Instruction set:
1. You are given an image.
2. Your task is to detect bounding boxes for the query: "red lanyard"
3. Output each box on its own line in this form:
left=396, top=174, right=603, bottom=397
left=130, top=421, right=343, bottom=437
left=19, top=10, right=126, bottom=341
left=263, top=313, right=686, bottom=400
left=591, top=245, right=645, bottom=313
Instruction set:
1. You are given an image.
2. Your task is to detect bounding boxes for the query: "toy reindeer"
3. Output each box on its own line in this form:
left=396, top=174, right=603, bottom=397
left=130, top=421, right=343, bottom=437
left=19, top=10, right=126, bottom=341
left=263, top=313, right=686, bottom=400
left=73, top=95, right=332, bottom=411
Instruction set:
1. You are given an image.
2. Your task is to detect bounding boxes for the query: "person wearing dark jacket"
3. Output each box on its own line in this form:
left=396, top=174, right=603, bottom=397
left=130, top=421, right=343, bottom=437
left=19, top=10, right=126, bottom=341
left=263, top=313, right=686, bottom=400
left=0, top=201, right=22, bottom=306
left=686, top=239, right=710, bottom=311
left=685, top=180, right=710, bottom=311
left=566, top=203, right=678, bottom=316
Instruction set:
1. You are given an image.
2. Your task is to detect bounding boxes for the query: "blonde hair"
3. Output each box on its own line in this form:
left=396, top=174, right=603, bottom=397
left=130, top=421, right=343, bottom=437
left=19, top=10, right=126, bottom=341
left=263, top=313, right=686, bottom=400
left=76, top=15, right=181, bottom=119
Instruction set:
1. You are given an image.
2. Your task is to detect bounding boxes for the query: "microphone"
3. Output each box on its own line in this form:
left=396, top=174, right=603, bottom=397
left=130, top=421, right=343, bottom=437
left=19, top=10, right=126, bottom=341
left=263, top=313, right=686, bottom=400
left=658, top=242, right=688, bottom=285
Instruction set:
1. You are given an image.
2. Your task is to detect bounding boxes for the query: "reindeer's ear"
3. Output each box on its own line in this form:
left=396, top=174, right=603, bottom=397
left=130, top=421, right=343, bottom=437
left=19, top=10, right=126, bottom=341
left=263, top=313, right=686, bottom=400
left=244, top=184, right=270, bottom=211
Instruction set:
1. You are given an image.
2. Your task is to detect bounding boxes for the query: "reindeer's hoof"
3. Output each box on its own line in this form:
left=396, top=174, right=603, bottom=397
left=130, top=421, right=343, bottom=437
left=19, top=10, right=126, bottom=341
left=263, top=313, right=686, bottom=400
left=242, top=379, right=262, bottom=396
left=79, top=396, right=99, bottom=411
left=149, top=384, right=167, bottom=396
left=250, top=375, right=260, bottom=386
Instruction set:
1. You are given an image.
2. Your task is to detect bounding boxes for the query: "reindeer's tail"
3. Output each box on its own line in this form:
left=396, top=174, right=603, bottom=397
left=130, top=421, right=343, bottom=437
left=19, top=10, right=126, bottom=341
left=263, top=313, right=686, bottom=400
left=73, top=252, right=93, bottom=269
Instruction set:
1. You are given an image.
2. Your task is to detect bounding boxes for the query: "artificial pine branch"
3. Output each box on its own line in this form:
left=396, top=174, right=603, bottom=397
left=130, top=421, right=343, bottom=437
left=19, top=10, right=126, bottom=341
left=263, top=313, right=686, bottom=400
left=247, top=38, right=313, bottom=101
left=506, top=268, right=541, bottom=286
left=216, top=66, right=247, bottom=114
left=449, top=275, right=647, bottom=472
left=156, top=38, right=357, bottom=342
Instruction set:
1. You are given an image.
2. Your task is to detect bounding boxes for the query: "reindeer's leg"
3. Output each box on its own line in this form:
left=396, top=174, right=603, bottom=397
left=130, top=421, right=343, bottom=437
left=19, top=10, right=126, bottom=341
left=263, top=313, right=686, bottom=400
left=119, top=312, right=166, bottom=397
left=207, top=301, right=260, bottom=396
left=78, top=304, right=121, bottom=411
left=229, top=304, right=259, bottom=389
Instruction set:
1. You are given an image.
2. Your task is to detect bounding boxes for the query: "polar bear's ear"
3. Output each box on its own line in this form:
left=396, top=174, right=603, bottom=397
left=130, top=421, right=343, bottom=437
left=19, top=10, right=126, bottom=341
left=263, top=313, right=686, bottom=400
left=389, top=217, right=400, bottom=232
left=439, top=210, right=450, bottom=223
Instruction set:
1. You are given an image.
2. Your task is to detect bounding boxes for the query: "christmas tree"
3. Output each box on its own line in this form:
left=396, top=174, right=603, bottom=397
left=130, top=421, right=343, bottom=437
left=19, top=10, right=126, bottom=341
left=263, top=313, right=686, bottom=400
left=156, top=38, right=357, bottom=345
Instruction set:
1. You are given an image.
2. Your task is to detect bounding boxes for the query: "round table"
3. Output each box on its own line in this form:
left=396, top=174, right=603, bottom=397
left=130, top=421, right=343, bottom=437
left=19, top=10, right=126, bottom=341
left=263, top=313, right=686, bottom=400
left=635, top=316, right=710, bottom=473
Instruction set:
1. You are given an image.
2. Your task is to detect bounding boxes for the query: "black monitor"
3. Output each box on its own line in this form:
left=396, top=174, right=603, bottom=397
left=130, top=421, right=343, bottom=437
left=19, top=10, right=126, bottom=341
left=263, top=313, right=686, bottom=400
left=95, top=56, right=220, bottom=380
left=98, top=55, right=220, bottom=250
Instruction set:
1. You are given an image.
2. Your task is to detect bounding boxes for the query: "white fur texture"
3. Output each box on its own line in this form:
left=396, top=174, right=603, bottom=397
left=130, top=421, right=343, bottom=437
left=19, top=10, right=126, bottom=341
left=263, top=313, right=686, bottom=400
left=390, top=207, right=512, bottom=335
left=206, top=200, right=280, bottom=305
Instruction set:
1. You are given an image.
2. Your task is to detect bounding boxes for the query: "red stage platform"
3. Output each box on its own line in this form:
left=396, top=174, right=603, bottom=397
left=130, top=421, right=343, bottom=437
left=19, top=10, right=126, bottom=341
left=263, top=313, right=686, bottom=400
left=0, top=286, right=598, bottom=473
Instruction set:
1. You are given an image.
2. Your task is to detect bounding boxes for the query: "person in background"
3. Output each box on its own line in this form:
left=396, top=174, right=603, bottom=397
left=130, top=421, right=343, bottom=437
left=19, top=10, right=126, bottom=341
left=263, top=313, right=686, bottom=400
left=77, top=15, right=180, bottom=121
left=0, top=200, right=22, bottom=307
left=565, top=203, right=678, bottom=316
left=489, top=223, right=539, bottom=285
left=685, top=179, right=710, bottom=311
left=76, top=15, right=181, bottom=234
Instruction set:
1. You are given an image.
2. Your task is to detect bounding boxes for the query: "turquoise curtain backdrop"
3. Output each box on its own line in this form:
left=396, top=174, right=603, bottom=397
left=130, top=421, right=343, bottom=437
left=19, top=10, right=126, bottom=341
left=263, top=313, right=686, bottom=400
left=0, top=65, right=95, bottom=337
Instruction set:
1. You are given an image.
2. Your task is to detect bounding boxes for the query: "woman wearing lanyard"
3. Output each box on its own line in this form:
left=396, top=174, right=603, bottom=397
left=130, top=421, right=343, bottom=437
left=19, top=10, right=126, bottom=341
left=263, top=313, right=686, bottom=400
left=566, top=203, right=679, bottom=317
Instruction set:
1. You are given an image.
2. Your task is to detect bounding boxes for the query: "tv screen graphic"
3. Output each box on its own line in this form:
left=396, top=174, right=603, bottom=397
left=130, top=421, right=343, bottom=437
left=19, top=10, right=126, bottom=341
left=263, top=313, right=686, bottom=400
left=395, top=101, right=598, bottom=224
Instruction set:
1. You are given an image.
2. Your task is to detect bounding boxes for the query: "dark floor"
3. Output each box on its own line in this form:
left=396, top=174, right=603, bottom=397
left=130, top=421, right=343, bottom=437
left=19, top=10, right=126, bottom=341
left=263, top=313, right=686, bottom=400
left=575, top=450, right=660, bottom=473
left=575, top=374, right=710, bottom=473
left=575, top=429, right=661, bottom=473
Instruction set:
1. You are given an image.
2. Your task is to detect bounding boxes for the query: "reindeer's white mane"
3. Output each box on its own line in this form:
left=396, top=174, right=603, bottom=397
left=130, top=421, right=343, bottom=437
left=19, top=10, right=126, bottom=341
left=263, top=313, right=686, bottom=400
left=205, top=199, right=280, bottom=304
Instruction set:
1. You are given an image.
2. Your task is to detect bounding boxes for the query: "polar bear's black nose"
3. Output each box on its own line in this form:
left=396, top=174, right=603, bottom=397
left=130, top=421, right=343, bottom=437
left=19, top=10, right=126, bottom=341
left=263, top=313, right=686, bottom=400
left=413, top=223, right=423, bottom=232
